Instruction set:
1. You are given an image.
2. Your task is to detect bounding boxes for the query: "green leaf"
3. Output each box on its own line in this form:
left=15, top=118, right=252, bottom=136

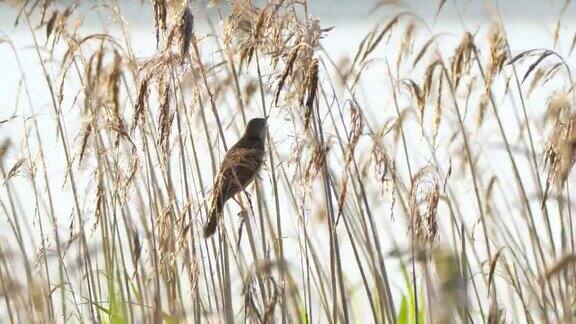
left=398, top=295, right=409, bottom=324
left=108, top=290, right=126, bottom=324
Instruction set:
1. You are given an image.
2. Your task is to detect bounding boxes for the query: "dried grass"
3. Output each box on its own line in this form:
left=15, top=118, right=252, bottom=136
left=0, top=1, right=575, bottom=323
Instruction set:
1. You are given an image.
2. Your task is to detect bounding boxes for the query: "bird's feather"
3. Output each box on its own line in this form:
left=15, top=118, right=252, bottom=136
left=204, top=136, right=265, bottom=237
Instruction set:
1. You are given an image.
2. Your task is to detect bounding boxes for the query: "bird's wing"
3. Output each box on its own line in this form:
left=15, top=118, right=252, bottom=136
left=214, top=147, right=263, bottom=201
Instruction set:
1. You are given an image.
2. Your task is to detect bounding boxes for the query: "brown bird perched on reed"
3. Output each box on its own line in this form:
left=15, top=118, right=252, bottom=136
left=203, top=117, right=268, bottom=238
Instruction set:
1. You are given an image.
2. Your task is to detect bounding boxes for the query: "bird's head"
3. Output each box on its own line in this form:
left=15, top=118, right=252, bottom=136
left=244, top=117, right=268, bottom=140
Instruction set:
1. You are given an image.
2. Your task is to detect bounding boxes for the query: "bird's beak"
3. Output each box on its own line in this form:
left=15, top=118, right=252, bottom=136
left=264, top=115, right=269, bottom=121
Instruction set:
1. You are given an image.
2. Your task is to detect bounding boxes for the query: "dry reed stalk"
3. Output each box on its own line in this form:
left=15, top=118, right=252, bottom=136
left=544, top=114, right=576, bottom=190
left=3, top=0, right=576, bottom=322
left=450, top=32, right=472, bottom=89
left=486, top=23, right=506, bottom=90
left=336, top=104, right=364, bottom=220
left=409, top=167, right=440, bottom=251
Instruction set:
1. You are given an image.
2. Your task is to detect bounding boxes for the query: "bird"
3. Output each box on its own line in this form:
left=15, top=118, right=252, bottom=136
left=203, top=117, right=268, bottom=238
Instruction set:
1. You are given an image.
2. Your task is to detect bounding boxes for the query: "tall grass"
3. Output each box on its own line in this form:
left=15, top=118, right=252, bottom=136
left=0, top=0, right=575, bottom=322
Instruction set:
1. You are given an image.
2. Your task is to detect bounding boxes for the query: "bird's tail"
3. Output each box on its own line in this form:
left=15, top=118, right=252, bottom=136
left=204, top=195, right=224, bottom=238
